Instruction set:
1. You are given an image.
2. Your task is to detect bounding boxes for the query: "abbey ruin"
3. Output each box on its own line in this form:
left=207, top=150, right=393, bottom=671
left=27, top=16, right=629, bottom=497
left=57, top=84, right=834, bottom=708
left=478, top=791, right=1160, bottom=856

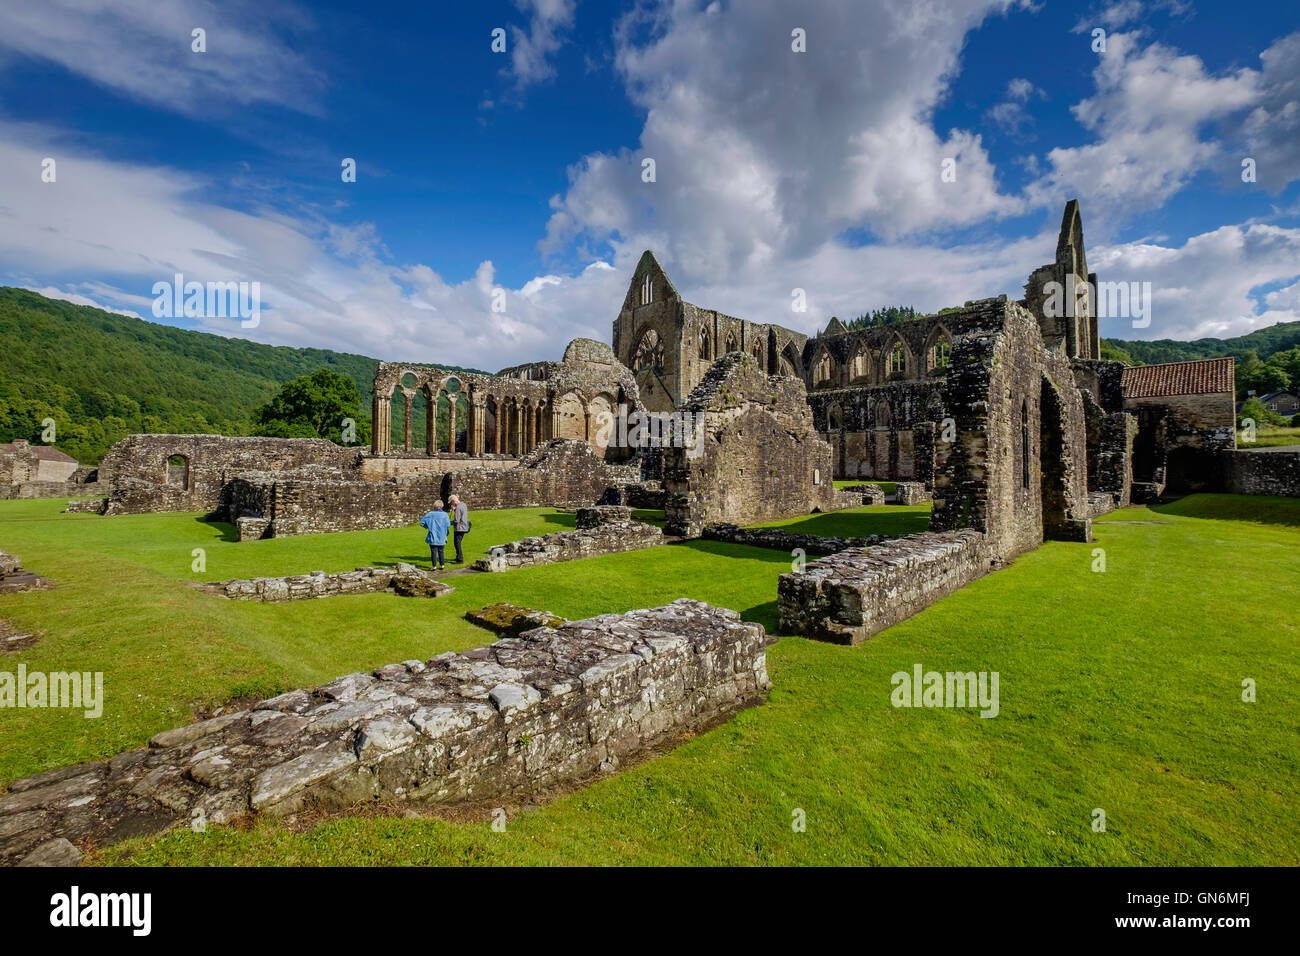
left=6, top=200, right=1296, bottom=863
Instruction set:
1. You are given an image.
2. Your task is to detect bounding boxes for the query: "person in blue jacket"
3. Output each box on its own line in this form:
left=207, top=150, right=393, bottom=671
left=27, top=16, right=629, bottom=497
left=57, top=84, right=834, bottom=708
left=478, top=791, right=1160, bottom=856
left=419, top=499, right=451, bottom=571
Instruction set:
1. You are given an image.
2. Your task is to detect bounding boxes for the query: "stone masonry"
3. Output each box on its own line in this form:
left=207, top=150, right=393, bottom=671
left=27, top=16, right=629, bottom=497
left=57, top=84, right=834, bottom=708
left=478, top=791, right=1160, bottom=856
left=472, top=505, right=664, bottom=572
left=197, top=564, right=453, bottom=602
left=0, top=599, right=769, bottom=865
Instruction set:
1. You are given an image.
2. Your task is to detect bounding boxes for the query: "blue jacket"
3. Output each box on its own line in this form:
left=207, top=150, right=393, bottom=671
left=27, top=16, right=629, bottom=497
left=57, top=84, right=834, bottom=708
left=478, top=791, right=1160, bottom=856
left=419, top=509, right=450, bottom=546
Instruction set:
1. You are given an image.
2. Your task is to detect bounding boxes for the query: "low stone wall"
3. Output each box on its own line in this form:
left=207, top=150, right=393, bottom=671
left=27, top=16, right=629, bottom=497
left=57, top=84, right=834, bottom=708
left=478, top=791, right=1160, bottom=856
left=702, top=523, right=894, bottom=556
left=1221, top=449, right=1300, bottom=497
left=1, top=480, right=105, bottom=501
left=778, top=530, right=988, bottom=645
left=198, top=564, right=452, bottom=602
left=472, top=505, right=663, bottom=571
left=840, top=484, right=887, bottom=505
left=601, top=480, right=666, bottom=510
left=63, top=498, right=108, bottom=514
left=895, top=481, right=932, bottom=505
left=0, top=599, right=769, bottom=865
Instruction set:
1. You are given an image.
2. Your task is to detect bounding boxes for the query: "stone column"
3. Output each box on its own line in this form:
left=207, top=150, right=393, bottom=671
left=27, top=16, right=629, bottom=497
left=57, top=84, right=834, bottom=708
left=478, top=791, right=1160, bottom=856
left=448, top=396, right=457, bottom=454
left=402, top=390, right=412, bottom=452
left=425, top=390, right=436, bottom=456
left=523, top=401, right=534, bottom=451
left=493, top=399, right=502, bottom=454
left=372, top=395, right=390, bottom=454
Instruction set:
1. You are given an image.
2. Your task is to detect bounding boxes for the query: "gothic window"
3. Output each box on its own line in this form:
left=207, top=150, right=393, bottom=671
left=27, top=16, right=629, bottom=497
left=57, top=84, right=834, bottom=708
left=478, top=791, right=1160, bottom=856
left=725, top=331, right=739, bottom=354
left=815, top=351, right=834, bottom=386
left=640, top=274, right=653, bottom=305
left=751, top=339, right=764, bottom=370
left=889, top=341, right=907, bottom=377
left=699, top=327, right=712, bottom=361
left=851, top=346, right=871, bottom=382
left=633, top=328, right=664, bottom=371
left=930, top=336, right=951, bottom=370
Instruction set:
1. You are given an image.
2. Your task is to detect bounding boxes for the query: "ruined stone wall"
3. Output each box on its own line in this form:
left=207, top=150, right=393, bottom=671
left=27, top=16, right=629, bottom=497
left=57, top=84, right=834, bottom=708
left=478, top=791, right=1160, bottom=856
left=930, top=297, right=1091, bottom=563
left=1124, top=393, right=1235, bottom=494
left=1220, top=449, right=1300, bottom=497
left=808, top=382, right=945, bottom=480
left=199, top=564, right=452, bottom=602
left=100, top=435, right=356, bottom=515
left=473, top=506, right=664, bottom=571
left=0, top=600, right=768, bottom=864
left=777, top=531, right=989, bottom=644
left=702, top=523, right=895, bottom=556
left=662, top=354, right=837, bottom=536
left=213, top=439, right=630, bottom=539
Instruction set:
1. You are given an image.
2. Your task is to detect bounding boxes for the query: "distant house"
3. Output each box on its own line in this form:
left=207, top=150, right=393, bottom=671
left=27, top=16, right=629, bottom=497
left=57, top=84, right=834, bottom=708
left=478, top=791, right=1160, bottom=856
left=1258, top=391, right=1300, bottom=416
left=0, top=440, right=79, bottom=484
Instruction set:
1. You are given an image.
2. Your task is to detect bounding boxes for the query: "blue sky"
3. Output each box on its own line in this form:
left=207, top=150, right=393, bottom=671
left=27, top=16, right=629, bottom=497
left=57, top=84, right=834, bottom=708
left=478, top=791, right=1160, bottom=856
left=0, top=0, right=1297, bottom=369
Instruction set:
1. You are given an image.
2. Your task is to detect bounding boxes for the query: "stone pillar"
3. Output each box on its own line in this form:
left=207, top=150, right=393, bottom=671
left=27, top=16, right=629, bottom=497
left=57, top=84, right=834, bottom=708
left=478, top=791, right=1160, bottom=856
left=523, top=402, right=534, bottom=451
left=425, top=390, right=436, bottom=456
left=448, top=396, right=458, bottom=454
left=402, top=390, right=413, bottom=452
left=493, top=399, right=502, bottom=455
left=472, top=398, right=485, bottom=456
left=372, top=395, right=390, bottom=454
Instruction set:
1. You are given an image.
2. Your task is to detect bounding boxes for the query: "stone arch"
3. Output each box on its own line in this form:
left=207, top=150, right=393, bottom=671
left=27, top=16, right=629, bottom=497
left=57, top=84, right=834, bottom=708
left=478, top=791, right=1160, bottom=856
left=827, top=402, right=844, bottom=432
left=850, top=342, right=873, bottom=384
left=166, top=453, right=190, bottom=490
left=874, top=398, right=893, bottom=428
left=554, top=390, right=586, bottom=440
left=632, top=328, right=664, bottom=371
left=725, top=330, right=739, bottom=354
left=698, top=326, right=713, bottom=362
left=812, top=346, right=836, bottom=388
left=883, top=336, right=912, bottom=380
left=924, top=326, right=953, bottom=374
left=586, top=393, right=616, bottom=457
left=750, top=337, right=765, bottom=371
left=779, top=341, right=802, bottom=379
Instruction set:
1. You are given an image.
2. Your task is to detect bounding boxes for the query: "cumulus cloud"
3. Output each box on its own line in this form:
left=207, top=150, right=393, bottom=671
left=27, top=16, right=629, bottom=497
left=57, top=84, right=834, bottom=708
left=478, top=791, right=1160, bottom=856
left=542, top=0, right=1026, bottom=283
left=505, top=0, right=577, bottom=91
left=1225, top=31, right=1300, bottom=193
left=985, top=78, right=1045, bottom=138
left=1026, top=31, right=1258, bottom=229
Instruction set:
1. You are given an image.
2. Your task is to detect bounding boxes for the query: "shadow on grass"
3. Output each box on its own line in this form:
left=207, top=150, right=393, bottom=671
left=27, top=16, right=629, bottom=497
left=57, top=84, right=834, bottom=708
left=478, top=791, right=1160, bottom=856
left=739, top=600, right=780, bottom=633
left=1152, top=494, right=1300, bottom=528
left=200, top=517, right=240, bottom=543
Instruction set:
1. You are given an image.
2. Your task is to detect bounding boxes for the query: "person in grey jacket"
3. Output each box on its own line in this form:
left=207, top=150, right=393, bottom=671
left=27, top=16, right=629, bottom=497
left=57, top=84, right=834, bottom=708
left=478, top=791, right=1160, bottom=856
left=449, top=494, right=470, bottom=564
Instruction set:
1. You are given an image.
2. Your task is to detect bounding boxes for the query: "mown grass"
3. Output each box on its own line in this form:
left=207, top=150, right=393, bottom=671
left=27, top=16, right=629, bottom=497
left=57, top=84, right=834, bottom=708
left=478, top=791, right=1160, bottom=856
left=0, top=494, right=1296, bottom=866
left=1242, top=426, right=1300, bottom=449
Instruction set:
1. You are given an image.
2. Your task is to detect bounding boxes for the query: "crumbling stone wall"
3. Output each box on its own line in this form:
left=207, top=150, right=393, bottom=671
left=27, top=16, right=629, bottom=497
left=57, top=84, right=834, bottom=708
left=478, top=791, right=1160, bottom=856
left=1220, top=449, right=1300, bottom=497
left=0, top=600, right=768, bottom=865
left=777, top=531, right=988, bottom=645
left=930, top=296, right=1091, bottom=563
left=472, top=505, right=664, bottom=571
left=100, top=435, right=357, bottom=516
left=662, top=354, right=837, bottom=536
left=198, top=565, right=452, bottom=602
left=702, top=523, right=895, bottom=555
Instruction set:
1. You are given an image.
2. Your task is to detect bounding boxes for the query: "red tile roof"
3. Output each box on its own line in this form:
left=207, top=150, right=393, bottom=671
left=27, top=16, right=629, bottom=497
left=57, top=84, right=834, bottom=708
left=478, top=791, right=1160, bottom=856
left=1121, top=357, right=1234, bottom=399
left=0, top=443, right=77, bottom=462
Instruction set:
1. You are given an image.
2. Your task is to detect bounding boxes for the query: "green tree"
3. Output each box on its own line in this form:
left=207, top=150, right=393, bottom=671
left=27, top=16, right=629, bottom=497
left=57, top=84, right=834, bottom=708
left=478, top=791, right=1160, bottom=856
left=1237, top=396, right=1287, bottom=428
left=252, top=368, right=372, bottom=445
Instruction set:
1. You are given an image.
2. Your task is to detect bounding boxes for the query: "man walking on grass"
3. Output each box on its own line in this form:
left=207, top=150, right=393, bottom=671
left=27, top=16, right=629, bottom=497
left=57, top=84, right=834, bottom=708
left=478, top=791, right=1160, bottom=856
left=449, top=494, right=470, bottom=564
left=419, top=500, right=451, bottom=571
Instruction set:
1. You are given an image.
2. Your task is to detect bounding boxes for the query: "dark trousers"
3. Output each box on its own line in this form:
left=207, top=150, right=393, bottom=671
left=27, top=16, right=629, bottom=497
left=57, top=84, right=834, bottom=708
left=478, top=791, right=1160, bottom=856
left=453, top=531, right=466, bottom=562
left=430, top=545, right=444, bottom=569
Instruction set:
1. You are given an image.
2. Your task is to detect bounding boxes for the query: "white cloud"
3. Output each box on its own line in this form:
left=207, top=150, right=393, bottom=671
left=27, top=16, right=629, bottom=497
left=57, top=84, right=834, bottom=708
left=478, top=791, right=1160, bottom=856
left=505, top=0, right=577, bottom=91
left=542, top=0, right=1026, bottom=282
left=1026, top=31, right=1258, bottom=229
left=985, top=77, right=1046, bottom=138
left=1226, top=31, right=1300, bottom=193
left=1091, top=224, right=1300, bottom=340
left=20, top=285, right=142, bottom=318
left=0, top=0, right=325, bottom=117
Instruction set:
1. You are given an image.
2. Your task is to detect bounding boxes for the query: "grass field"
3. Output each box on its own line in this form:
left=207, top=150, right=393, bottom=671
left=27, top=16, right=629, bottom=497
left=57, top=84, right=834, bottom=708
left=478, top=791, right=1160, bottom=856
left=1242, top=426, right=1300, bottom=449
left=0, top=494, right=1297, bottom=866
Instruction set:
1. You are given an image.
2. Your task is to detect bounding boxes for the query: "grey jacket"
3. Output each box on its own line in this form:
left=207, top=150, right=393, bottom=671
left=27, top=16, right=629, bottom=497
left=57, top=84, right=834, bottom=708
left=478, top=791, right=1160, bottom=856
left=452, top=501, right=469, bottom=532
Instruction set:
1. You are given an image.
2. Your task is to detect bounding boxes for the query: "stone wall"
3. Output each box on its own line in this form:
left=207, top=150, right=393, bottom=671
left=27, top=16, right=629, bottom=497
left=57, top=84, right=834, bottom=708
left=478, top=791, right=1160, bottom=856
left=895, top=481, right=932, bottom=505
left=777, top=531, right=989, bottom=645
left=100, top=435, right=357, bottom=516
left=0, top=600, right=769, bottom=865
left=472, top=505, right=664, bottom=571
left=702, top=523, right=895, bottom=556
left=1220, top=449, right=1300, bottom=497
left=662, top=353, right=837, bottom=536
left=930, top=296, right=1092, bottom=563
left=198, top=564, right=452, bottom=602
left=840, top=484, right=887, bottom=505
left=1125, top=393, right=1235, bottom=494
left=63, top=497, right=108, bottom=514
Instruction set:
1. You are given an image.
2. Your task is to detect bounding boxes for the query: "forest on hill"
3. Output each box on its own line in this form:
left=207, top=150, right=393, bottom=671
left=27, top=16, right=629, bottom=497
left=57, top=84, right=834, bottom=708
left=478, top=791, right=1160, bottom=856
left=0, top=288, right=483, bottom=465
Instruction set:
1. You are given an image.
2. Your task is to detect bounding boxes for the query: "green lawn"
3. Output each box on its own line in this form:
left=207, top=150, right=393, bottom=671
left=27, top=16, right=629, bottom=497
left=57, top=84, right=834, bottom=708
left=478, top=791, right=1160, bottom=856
left=834, top=479, right=897, bottom=492
left=0, top=494, right=1297, bottom=866
left=1242, top=426, right=1300, bottom=449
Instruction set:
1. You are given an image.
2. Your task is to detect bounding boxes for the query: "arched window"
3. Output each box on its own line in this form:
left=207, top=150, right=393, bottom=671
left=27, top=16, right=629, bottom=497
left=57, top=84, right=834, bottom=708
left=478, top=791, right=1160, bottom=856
left=633, top=328, right=664, bottom=371
left=698, top=327, right=712, bottom=361
left=851, top=345, right=871, bottom=383
left=874, top=400, right=893, bottom=427
left=640, top=274, right=653, bottom=305
left=751, top=339, right=764, bottom=370
left=888, top=341, right=907, bottom=377
left=815, top=350, right=834, bottom=386
left=725, top=331, right=739, bottom=354
left=930, top=337, right=951, bottom=371
left=828, top=403, right=844, bottom=432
